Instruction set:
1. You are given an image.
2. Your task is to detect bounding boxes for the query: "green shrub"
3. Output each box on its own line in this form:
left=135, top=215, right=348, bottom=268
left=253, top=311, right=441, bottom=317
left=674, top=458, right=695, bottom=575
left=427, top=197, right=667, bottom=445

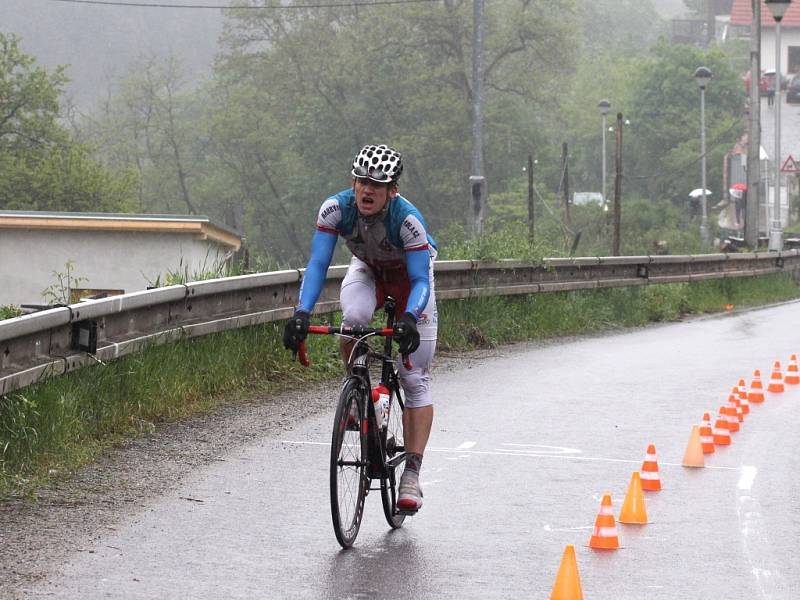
left=0, top=305, right=22, bottom=320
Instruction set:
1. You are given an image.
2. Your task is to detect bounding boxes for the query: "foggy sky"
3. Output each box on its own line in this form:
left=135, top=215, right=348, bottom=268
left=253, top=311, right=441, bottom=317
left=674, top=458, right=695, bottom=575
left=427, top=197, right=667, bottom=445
left=0, top=0, right=223, bottom=110
left=0, top=0, right=687, bottom=111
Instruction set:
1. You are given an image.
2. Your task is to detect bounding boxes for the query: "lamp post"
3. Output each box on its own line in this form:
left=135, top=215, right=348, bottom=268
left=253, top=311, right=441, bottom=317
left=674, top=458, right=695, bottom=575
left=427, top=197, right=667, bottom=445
left=766, top=0, right=791, bottom=251
left=694, top=66, right=712, bottom=247
left=598, top=99, right=611, bottom=206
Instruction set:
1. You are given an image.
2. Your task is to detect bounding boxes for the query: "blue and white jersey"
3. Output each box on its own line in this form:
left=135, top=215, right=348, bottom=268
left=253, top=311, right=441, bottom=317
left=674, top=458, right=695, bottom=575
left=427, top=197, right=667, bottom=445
left=297, top=189, right=437, bottom=318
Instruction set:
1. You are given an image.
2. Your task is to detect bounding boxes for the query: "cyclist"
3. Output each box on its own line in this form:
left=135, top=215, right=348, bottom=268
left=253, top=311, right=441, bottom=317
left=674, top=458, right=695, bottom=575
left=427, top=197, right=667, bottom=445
left=283, top=144, right=437, bottom=513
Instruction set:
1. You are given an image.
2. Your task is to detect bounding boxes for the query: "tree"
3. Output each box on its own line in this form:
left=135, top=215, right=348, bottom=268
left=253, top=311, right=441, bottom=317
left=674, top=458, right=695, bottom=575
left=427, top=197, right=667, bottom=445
left=207, top=0, right=579, bottom=261
left=0, top=33, right=135, bottom=212
left=624, top=41, right=743, bottom=202
left=86, top=54, right=205, bottom=215
left=0, top=33, right=67, bottom=151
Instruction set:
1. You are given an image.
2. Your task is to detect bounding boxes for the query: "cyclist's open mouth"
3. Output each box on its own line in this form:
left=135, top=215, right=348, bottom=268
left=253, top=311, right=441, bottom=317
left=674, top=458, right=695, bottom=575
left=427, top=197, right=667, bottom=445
left=358, top=195, right=379, bottom=214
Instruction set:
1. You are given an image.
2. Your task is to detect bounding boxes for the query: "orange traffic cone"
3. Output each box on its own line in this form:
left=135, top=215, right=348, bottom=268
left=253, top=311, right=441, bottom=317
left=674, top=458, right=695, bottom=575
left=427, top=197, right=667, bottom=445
left=749, top=369, right=765, bottom=403
left=588, top=494, right=620, bottom=550
left=722, top=404, right=739, bottom=433
left=639, top=444, right=661, bottom=491
left=618, top=472, right=648, bottom=524
left=747, top=369, right=764, bottom=402
left=550, top=545, right=584, bottom=600
left=713, top=409, right=732, bottom=445
left=737, top=379, right=750, bottom=415
left=699, top=412, right=715, bottom=454
left=682, top=425, right=705, bottom=468
left=728, top=392, right=744, bottom=423
left=785, top=354, right=800, bottom=385
left=767, top=361, right=785, bottom=393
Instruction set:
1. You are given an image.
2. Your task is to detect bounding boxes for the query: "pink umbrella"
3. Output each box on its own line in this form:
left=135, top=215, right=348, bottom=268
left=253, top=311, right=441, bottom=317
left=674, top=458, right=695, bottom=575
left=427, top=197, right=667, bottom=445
left=731, top=183, right=747, bottom=192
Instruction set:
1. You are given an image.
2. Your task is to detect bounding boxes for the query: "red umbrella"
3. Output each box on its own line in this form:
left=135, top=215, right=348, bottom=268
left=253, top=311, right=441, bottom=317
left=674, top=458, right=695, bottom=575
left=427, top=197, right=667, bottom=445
left=731, top=183, right=747, bottom=192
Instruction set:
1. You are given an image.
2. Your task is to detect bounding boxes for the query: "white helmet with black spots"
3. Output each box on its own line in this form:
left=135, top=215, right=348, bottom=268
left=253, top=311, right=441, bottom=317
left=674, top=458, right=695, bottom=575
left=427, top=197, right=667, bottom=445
left=351, top=144, right=403, bottom=183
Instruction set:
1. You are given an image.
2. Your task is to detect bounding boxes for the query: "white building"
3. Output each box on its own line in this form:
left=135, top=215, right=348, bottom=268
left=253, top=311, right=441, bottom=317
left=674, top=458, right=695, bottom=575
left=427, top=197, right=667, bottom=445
left=731, top=0, right=800, bottom=73
left=0, top=211, right=242, bottom=307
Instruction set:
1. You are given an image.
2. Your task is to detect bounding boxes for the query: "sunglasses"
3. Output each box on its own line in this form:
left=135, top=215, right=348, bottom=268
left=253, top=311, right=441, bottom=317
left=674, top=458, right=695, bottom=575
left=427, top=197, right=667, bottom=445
left=352, top=165, right=392, bottom=183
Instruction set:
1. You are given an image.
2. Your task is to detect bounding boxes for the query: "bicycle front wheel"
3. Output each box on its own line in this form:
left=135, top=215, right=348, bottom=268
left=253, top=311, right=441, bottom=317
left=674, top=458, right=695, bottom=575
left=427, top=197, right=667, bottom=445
left=330, top=377, right=369, bottom=548
left=381, top=384, right=406, bottom=529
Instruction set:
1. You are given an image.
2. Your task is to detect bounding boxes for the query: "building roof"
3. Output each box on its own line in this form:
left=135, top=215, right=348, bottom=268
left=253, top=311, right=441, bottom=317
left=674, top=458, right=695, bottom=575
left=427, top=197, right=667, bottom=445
left=731, top=0, right=800, bottom=27
left=0, top=211, right=242, bottom=251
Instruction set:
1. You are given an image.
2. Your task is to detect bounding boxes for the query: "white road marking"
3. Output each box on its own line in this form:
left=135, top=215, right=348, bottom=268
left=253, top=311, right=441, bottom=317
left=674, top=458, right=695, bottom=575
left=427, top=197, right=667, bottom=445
left=738, top=465, right=758, bottom=490
left=543, top=524, right=593, bottom=532
left=456, top=441, right=476, bottom=450
left=738, top=461, right=783, bottom=596
left=500, top=443, right=581, bottom=454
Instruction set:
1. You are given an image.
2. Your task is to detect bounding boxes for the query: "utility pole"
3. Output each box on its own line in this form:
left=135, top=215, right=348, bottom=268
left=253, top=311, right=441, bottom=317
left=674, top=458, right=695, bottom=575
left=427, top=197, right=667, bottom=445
left=562, top=142, right=571, bottom=228
left=613, top=113, right=624, bottom=256
left=470, top=0, right=486, bottom=236
left=697, top=67, right=711, bottom=248
left=745, top=0, right=762, bottom=248
left=527, top=154, right=535, bottom=243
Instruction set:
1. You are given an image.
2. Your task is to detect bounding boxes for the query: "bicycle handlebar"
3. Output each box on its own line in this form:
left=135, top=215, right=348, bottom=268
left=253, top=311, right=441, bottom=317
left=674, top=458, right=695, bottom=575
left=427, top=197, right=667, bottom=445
left=296, top=325, right=412, bottom=370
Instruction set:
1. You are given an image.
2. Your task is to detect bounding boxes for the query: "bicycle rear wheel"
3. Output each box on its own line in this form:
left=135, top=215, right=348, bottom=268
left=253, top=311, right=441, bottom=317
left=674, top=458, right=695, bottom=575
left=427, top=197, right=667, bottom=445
left=330, top=377, right=369, bottom=548
left=381, top=384, right=406, bottom=529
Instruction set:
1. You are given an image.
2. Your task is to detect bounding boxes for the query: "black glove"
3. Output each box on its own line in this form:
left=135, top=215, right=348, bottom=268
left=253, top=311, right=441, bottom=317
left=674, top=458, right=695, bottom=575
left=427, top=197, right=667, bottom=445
left=283, top=310, right=310, bottom=352
left=393, top=312, right=420, bottom=356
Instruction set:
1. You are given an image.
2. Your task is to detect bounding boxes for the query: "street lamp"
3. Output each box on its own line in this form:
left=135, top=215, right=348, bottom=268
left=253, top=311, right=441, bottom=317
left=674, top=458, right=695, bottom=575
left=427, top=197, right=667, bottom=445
left=598, top=99, right=611, bottom=207
left=694, top=66, right=712, bottom=247
left=766, top=0, right=791, bottom=251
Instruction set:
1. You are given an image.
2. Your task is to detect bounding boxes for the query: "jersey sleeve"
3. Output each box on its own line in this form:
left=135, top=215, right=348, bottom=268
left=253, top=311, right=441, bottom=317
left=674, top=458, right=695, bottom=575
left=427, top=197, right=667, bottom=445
left=316, top=197, right=342, bottom=234
left=401, top=214, right=432, bottom=318
left=297, top=200, right=340, bottom=313
left=399, top=214, right=430, bottom=252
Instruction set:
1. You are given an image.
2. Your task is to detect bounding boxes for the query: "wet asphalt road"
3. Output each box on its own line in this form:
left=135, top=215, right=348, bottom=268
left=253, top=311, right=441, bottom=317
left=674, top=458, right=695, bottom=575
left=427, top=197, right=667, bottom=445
left=761, top=91, right=800, bottom=163
left=27, top=301, right=800, bottom=599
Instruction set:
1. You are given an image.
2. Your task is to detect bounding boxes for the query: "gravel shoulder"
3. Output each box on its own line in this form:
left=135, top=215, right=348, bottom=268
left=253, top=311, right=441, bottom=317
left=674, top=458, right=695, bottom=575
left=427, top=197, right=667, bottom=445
left=0, top=349, right=499, bottom=599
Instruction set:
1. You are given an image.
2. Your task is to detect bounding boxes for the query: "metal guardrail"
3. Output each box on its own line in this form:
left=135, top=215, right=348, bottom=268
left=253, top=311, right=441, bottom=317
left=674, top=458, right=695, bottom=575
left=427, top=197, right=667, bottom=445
left=2, top=251, right=799, bottom=396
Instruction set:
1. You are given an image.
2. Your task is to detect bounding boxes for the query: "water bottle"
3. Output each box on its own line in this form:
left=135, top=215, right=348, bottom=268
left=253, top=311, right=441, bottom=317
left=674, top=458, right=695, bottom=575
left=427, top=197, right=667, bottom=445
left=371, top=385, right=390, bottom=429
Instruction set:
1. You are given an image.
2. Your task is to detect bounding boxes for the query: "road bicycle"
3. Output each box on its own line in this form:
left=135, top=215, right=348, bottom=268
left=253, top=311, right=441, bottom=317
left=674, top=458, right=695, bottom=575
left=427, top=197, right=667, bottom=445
left=297, top=297, right=411, bottom=549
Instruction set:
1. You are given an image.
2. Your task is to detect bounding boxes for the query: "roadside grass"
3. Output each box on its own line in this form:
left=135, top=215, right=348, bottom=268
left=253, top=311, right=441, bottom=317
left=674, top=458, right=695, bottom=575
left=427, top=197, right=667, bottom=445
left=0, top=324, right=343, bottom=498
left=2, top=273, right=799, bottom=497
left=438, top=274, right=800, bottom=349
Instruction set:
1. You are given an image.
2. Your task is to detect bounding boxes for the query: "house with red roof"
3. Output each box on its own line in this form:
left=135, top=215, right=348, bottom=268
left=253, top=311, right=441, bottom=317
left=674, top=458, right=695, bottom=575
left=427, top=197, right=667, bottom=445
left=731, top=0, right=800, bottom=73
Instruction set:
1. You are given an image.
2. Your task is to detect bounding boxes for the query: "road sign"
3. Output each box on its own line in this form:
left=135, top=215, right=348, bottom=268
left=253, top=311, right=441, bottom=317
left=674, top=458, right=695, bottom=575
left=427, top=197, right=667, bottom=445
left=781, top=154, right=800, bottom=173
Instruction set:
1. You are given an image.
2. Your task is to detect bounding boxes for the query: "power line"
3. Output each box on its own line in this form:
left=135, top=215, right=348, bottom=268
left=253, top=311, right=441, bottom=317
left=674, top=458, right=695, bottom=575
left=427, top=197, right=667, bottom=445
left=47, top=0, right=438, bottom=8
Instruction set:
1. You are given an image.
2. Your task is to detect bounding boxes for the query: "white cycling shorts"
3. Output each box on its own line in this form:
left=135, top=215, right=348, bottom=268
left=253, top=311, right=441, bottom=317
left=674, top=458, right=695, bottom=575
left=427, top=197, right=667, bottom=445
left=340, top=256, right=437, bottom=408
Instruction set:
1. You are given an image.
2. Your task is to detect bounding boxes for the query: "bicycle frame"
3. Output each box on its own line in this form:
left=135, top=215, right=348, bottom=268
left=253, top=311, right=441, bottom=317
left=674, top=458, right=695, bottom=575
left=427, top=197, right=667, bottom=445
left=297, top=297, right=408, bottom=480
